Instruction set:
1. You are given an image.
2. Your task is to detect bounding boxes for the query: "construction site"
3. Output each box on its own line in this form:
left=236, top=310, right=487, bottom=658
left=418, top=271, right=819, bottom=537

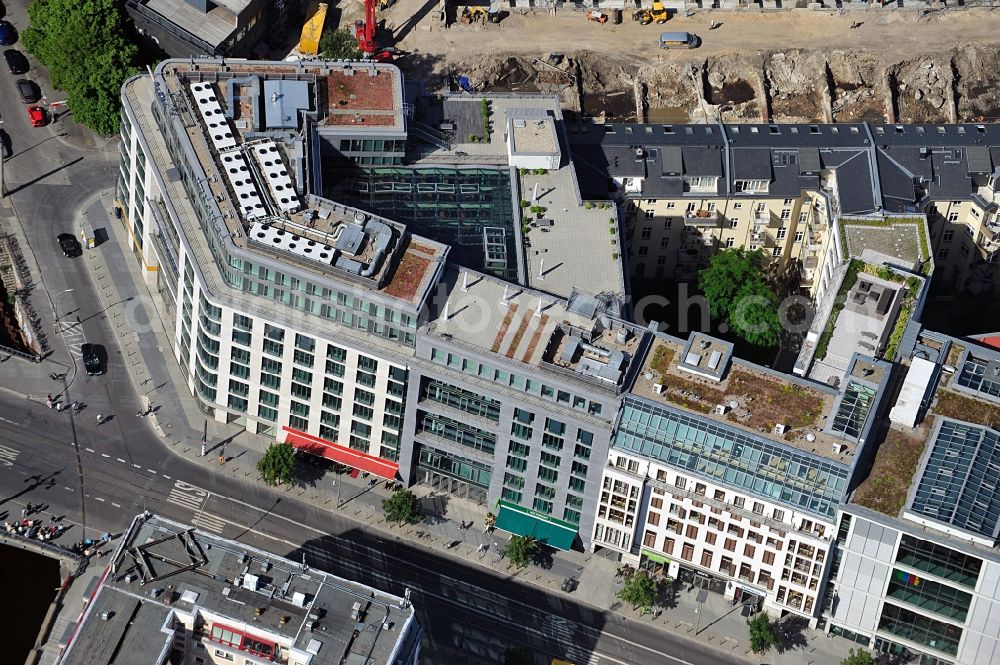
left=322, top=1, right=1000, bottom=126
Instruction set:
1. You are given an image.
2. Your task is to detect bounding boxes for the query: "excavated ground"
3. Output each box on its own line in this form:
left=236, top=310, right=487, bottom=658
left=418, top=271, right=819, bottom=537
left=352, top=2, right=1000, bottom=127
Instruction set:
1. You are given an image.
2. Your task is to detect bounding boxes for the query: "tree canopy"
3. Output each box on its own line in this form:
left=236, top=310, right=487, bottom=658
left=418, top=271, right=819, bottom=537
left=22, top=0, right=139, bottom=135
left=506, top=535, right=535, bottom=568
left=747, top=612, right=780, bottom=654
left=320, top=28, right=361, bottom=60
left=257, top=442, right=295, bottom=486
left=840, top=648, right=877, bottom=665
left=699, top=248, right=782, bottom=347
left=382, top=489, right=422, bottom=526
left=616, top=571, right=657, bottom=614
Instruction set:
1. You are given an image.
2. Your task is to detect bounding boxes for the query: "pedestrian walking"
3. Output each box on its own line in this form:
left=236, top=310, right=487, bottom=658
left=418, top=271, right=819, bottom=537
left=96, top=413, right=104, bottom=425
left=47, top=394, right=54, bottom=409
left=56, top=402, right=64, bottom=412
left=21, top=508, right=26, bottom=518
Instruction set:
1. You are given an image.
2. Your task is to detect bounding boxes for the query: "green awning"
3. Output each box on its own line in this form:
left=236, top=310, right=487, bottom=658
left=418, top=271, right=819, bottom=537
left=494, top=500, right=578, bottom=550
left=641, top=549, right=670, bottom=565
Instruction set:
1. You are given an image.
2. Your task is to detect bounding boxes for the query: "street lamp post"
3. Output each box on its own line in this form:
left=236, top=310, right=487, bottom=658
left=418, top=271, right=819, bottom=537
left=54, top=289, right=74, bottom=327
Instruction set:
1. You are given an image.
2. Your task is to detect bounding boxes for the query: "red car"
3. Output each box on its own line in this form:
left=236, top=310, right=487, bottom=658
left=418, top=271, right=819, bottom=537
left=27, top=105, right=46, bottom=127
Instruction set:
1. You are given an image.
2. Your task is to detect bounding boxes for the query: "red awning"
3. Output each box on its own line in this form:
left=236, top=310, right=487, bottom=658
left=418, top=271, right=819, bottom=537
left=281, top=427, right=400, bottom=480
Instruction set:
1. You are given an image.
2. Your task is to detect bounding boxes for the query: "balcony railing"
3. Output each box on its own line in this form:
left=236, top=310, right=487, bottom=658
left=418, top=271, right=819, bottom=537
left=683, top=210, right=722, bottom=228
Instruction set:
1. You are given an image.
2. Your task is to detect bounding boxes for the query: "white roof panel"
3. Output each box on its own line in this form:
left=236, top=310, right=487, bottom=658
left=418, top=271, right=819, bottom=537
left=889, top=356, right=937, bottom=427
left=189, top=82, right=237, bottom=152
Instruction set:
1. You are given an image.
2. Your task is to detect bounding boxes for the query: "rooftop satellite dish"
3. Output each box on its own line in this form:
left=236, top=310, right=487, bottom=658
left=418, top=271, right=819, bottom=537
left=805, top=433, right=817, bottom=442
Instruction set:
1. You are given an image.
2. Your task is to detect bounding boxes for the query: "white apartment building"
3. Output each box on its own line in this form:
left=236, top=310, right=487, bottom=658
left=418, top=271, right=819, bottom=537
left=592, top=332, right=891, bottom=623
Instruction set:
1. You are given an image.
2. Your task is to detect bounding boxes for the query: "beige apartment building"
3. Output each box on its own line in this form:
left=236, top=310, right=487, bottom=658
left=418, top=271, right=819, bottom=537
left=570, top=122, right=1000, bottom=296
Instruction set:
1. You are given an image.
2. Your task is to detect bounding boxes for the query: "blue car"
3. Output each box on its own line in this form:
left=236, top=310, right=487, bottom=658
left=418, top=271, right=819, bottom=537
left=0, top=21, right=16, bottom=46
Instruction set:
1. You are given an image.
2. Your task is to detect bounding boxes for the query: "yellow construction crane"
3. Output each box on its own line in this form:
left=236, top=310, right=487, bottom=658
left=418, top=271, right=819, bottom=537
left=298, top=1, right=328, bottom=55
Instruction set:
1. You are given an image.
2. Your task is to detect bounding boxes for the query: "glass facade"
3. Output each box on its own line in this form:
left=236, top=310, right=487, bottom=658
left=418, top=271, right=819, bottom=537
left=416, top=444, right=492, bottom=489
left=877, top=602, right=962, bottom=656
left=895, top=535, right=982, bottom=589
left=332, top=167, right=518, bottom=280
left=909, top=420, right=1000, bottom=540
left=421, top=379, right=501, bottom=422
left=614, top=397, right=847, bottom=518
left=418, top=411, right=496, bottom=455
left=886, top=569, right=973, bottom=622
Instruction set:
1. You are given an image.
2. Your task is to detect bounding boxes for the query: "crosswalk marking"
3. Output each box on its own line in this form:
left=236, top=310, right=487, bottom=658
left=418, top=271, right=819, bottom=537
left=166, top=480, right=208, bottom=512
left=0, top=444, right=19, bottom=468
left=192, top=512, right=227, bottom=534
left=57, top=321, right=86, bottom=359
left=541, top=615, right=589, bottom=664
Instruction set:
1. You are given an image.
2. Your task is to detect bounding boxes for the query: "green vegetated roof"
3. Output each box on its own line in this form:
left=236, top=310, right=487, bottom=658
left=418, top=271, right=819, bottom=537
left=838, top=216, right=932, bottom=275
left=852, top=422, right=931, bottom=516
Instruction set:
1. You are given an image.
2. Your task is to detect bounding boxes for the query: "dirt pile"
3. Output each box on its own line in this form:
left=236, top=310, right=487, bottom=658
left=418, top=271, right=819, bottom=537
left=891, top=57, right=952, bottom=123
left=765, top=50, right=827, bottom=123
left=953, top=46, right=1000, bottom=122
left=638, top=61, right=700, bottom=122
left=827, top=51, right=883, bottom=122
left=704, top=55, right=762, bottom=122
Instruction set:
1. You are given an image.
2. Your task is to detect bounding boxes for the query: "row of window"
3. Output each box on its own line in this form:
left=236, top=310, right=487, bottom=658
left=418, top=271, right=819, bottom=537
left=428, top=347, right=605, bottom=416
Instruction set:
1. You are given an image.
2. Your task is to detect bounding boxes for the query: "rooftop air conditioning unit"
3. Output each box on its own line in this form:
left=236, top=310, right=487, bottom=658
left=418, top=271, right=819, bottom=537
left=831, top=442, right=846, bottom=455
left=652, top=383, right=665, bottom=394
left=774, top=424, right=787, bottom=436
left=716, top=404, right=729, bottom=415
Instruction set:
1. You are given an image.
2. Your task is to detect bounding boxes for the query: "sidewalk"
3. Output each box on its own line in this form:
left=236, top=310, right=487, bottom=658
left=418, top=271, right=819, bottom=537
left=37, top=190, right=860, bottom=665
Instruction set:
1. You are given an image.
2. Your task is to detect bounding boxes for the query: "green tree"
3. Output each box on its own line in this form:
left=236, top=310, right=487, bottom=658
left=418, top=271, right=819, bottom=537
left=616, top=571, right=657, bottom=613
left=840, top=648, right=877, bottom=665
left=747, top=612, right=780, bottom=654
left=22, top=0, right=139, bottom=135
left=699, top=248, right=781, bottom=347
left=256, top=442, right=295, bottom=486
left=728, top=279, right=781, bottom=347
left=319, top=28, right=361, bottom=60
left=506, top=535, right=535, bottom=568
left=382, top=489, right=422, bottom=526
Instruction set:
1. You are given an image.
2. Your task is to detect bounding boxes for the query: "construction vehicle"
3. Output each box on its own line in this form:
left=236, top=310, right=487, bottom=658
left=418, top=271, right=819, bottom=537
left=650, top=0, right=668, bottom=23
left=355, top=0, right=394, bottom=62
left=297, top=1, right=328, bottom=56
left=459, top=5, right=501, bottom=24
left=586, top=10, right=608, bottom=23
left=634, top=1, right=667, bottom=24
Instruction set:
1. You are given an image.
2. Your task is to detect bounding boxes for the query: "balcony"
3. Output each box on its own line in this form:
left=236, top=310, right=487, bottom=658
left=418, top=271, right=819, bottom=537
left=753, top=211, right=779, bottom=227
left=684, top=210, right=722, bottom=228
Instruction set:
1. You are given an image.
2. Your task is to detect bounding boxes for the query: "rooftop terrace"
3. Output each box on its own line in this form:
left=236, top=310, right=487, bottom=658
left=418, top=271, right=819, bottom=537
left=425, top=266, right=639, bottom=389
left=633, top=336, right=854, bottom=462
left=63, top=515, right=415, bottom=665
left=145, top=60, right=440, bottom=305
left=322, top=67, right=403, bottom=130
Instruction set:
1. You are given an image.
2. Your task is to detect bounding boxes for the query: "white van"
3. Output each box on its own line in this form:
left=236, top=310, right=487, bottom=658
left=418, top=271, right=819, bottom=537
left=660, top=32, right=700, bottom=49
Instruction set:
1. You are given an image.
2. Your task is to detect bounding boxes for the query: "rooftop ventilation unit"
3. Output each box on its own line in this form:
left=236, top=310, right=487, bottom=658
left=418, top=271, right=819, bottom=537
left=248, top=139, right=302, bottom=214
left=189, top=82, right=237, bottom=152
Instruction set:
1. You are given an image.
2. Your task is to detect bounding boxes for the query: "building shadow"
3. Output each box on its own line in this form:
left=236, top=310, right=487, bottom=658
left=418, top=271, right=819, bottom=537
left=285, top=527, right=608, bottom=665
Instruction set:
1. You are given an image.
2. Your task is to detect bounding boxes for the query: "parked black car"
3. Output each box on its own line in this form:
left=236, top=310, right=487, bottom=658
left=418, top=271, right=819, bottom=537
left=0, top=20, right=16, bottom=46
left=16, top=78, right=39, bottom=103
left=82, top=343, right=104, bottom=376
left=3, top=48, right=27, bottom=74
